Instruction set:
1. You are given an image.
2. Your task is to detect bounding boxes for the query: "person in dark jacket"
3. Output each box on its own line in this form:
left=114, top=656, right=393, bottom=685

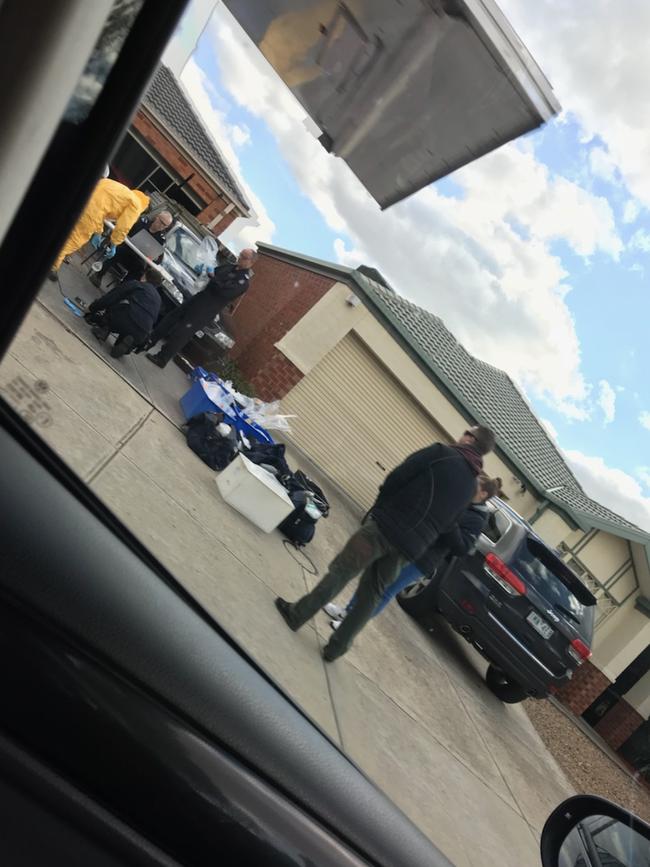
left=89, top=210, right=173, bottom=286
left=145, top=248, right=256, bottom=368
left=85, top=265, right=162, bottom=358
left=275, top=425, right=496, bottom=661
left=326, top=474, right=501, bottom=626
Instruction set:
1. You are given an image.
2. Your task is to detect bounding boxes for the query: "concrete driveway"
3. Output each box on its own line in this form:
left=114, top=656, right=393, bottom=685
left=0, top=265, right=576, bottom=866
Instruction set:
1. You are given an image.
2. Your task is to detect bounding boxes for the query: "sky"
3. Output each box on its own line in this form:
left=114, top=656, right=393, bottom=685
left=166, top=0, right=650, bottom=532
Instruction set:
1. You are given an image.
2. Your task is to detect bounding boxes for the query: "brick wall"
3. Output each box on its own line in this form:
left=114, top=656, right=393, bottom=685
left=594, top=699, right=645, bottom=751
left=250, top=349, right=304, bottom=402
left=229, top=255, right=336, bottom=399
left=552, top=660, right=612, bottom=715
left=131, top=110, right=234, bottom=235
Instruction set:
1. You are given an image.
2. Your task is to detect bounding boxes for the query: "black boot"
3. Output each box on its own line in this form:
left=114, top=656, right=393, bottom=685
left=146, top=352, right=167, bottom=368
left=274, top=597, right=300, bottom=631
left=133, top=337, right=154, bottom=354
left=111, top=334, right=135, bottom=358
left=92, top=324, right=110, bottom=343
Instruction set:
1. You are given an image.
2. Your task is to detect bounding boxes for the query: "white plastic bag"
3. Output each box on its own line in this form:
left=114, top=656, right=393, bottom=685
left=230, top=389, right=296, bottom=432
left=196, top=236, right=219, bottom=271
left=201, top=380, right=236, bottom=415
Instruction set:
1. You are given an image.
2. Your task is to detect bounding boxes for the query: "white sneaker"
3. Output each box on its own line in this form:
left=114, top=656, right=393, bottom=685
left=329, top=619, right=341, bottom=630
left=324, top=602, right=347, bottom=621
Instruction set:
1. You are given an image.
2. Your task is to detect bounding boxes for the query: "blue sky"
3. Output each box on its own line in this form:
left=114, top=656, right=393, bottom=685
left=171, top=1, right=650, bottom=530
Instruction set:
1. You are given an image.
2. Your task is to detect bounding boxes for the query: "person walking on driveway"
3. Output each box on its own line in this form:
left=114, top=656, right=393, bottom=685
left=275, top=425, right=496, bottom=661
left=85, top=266, right=161, bottom=358
left=49, top=178, right=150, bottom=275
left=325, top=473, right=501, bottom=628
left=145, top=248, right=257, bottom=368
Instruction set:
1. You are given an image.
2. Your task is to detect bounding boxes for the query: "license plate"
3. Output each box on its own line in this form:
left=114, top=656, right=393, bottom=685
left=527, top=611, right=554, bottom=639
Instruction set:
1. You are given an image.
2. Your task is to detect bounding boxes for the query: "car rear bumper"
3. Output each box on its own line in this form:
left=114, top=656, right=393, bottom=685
left=437, top=568, right=572, bottom=698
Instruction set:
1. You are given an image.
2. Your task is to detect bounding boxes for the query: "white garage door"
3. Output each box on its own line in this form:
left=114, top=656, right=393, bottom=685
left=282, top=333, right=448, bottom=509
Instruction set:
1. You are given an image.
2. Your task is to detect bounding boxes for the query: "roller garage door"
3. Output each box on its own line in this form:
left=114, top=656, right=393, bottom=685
left=282, top=333, right=448, bottom=509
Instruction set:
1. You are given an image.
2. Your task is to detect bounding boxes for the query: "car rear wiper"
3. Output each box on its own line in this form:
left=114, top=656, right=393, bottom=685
left=553, top=602, right=581, bottom=625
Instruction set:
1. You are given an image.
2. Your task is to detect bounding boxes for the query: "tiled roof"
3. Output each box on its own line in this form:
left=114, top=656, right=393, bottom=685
left=143, top=65, right=249, bottom=211
left=356, top=276, right=646, bottom=538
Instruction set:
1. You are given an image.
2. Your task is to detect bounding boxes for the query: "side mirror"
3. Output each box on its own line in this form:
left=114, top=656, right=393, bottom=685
left=541, top=795, right=650, bottom=866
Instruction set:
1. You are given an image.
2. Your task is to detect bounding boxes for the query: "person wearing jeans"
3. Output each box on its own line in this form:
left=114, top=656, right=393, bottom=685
left=275, top=426, right=496, bottom=661
left=324, top=473, right=500, bottom=628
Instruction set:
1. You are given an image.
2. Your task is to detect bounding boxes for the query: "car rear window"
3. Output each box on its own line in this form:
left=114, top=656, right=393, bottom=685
left=514, top=539, right=595, bottom=641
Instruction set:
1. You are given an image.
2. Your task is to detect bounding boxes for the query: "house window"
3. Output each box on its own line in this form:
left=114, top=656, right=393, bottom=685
left=111, top=132, right=157, bottom=187
left=111, top=133, right=202, bottom=216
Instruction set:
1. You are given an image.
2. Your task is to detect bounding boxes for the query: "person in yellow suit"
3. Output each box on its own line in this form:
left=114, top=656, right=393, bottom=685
left=50, top=178, right=150, bottom=276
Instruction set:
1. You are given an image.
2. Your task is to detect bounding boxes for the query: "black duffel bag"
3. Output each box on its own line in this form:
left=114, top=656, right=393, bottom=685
left=278, top=471, right=330, bottom=547
left=183, top=412, right=238, bottom=471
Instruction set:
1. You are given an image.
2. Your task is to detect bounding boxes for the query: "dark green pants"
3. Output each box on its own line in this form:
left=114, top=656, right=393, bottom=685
left=287, top=518, right=406, bottom=659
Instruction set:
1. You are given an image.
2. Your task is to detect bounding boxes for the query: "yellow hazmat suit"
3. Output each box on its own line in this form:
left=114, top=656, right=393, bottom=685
left=53, top=179, right=150, bottom=270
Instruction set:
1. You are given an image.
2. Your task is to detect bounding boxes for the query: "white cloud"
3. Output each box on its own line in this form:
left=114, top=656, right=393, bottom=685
left=597, top=380, right=616, bottom=425
left=630, top=228, right=650, bottom=253
left=637, top=467, right=650, bottom=490
left=498, top=0, right=650, bottom=209
left=640, top=411, right=650, bottom=431
left=566, top=450, right=650, bottom=533
left=230, top=124, right=251, bottom=147
left=589, top=146, right=617, bottom=183
left=200, top=10, right=626, bottom=419
left=623, top=199, right=641, bottom=224
left=179, top=58, right=276, bottom=249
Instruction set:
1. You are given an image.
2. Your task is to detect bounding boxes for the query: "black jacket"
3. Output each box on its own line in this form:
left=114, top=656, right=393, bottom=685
left=436, top=502, right=489, bottom=557
left=184, top=264, right=251, bottom=323
left=89, top=280, right=161, bottom=333
left=371, top=443, right=481, bottom=571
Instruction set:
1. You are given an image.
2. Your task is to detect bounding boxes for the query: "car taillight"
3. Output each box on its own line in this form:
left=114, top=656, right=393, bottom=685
left=484, top=553, right=527, bottom=596
left=569, top=638, right=592, bottom=664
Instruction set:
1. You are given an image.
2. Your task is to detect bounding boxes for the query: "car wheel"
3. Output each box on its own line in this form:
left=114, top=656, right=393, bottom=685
left=485, top=664, right=528, bottom=703
left=397, top=576, right=439, bottom=624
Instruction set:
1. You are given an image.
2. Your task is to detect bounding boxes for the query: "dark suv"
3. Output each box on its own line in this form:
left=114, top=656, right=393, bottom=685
left=398, top=499, right=597, bottom=702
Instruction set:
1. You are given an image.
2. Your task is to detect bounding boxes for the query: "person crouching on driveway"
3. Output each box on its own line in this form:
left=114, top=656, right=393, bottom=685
left=85, top=266, right=162, bottom=358
left=275, top=425, right=496, bottom=661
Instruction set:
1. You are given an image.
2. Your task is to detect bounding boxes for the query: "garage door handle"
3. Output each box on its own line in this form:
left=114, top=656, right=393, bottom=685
left=375, top=461, right=387, bottom=472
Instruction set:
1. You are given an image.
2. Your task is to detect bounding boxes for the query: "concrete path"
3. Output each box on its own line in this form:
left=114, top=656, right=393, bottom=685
left=0, top=270, right=576, bottom=866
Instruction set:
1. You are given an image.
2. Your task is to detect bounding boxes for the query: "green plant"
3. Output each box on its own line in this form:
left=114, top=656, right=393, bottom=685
left=210, top=357, right=257, bottom=397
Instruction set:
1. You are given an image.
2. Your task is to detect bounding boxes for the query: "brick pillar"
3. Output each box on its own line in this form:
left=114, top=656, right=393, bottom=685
left=552, top=660, right=612, bottom=715
left=594, top=699, right=645, bottom=751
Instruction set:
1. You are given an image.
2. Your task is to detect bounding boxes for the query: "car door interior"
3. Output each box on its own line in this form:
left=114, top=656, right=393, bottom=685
left=0, top=2, right=454, bottom=865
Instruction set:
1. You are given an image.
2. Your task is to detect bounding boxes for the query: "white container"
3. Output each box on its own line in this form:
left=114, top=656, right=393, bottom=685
left=216, top=454, right=294, bottom=533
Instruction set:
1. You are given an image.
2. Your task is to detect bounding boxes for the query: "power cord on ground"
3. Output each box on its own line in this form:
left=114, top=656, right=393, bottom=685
left=282, top=538, right=318, bottom=577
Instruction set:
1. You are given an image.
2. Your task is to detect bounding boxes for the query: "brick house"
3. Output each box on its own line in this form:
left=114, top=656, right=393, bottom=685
left=110, top=65, right=249, bottom=236
left=227, top=242, right=650, bottom=762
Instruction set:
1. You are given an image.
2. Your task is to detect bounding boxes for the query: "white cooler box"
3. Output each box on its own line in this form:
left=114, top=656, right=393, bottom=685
left=216, top=454, right=294, bottom=533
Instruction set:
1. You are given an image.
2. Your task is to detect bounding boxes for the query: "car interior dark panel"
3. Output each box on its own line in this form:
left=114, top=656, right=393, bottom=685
left=0, top=732, right=182, bottom=867
left=0, top=604, right=372, bottom=867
